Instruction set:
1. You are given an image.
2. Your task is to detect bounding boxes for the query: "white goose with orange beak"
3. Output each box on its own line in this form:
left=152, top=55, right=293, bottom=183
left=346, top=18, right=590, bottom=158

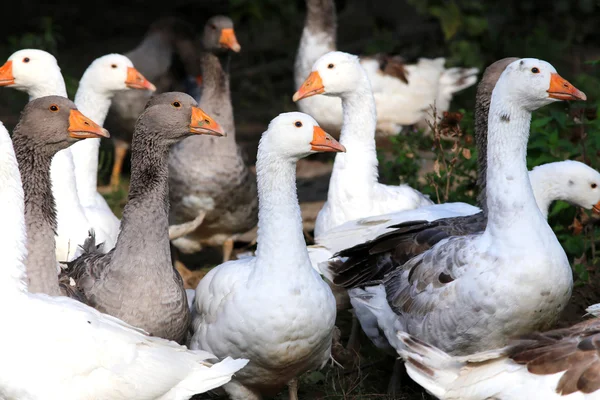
left=190, top=113, right=342, bottom=400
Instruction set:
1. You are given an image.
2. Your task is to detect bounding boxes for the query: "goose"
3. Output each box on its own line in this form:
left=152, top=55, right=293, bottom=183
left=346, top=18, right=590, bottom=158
left=189, top=112, right=344, bottom=400
left=71, top=53, right=156, bottom=252
left=103, top=17, right=201, bottom=191
left=169, top=16, right=257, bottom=263
left=62, top=93, right=224, bottom=344
left=396, top=315, right=600, bottom=400
left=293, top=51, right=434, bottom=238
left=0, top=49, right=95, bottom=274
left=1, top=100, right=247, bottom=400
left=294, top=0, right=479, bottom=135
left=309, top=56, right=600, bottom=285
left=325, top=59, right=587, bottom=359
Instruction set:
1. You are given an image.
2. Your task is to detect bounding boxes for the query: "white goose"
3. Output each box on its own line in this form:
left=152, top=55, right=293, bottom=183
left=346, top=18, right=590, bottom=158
left=71, top=53, right=156, bottom=251
left=189, top=113, right=343, bottom=400
left=0, top=49, right=92, bottom=266
left=326, top=59, right=586, bottom=357
left=294, top=0, right=479, bottom=135
left=293, top=51, right=434, bottom=238
left=0, top=118, right=247, bottom=400
left=396, top=314, right=600, bottom=400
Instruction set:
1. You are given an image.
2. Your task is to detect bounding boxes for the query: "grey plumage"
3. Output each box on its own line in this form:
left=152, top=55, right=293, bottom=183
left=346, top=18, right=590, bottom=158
left=62, top=93, right=204, bottom=344
left=169, top=16, right=258, bottom=253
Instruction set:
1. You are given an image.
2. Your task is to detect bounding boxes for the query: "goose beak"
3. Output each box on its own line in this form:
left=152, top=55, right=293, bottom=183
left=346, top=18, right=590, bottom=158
left=593, top=200, right=600, bottom=214
left=0, top=60, right=15, bottom=86
left=547, top=73, right=586, bottom=101
left=293, top=71, right=325, bottom=102
left=68, top=110, right=110, bottom=139
left=219, top=28, right=241, bottom=53
left=125, top=67, right=156, bottom=91
left=190, top=106, right=225, bottom=137
left=311, top=126, right=345, bottom=152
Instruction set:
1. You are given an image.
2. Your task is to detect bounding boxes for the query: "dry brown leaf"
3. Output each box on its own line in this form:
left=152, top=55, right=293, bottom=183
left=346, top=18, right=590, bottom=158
left=462, top=148, right=472, bottom=159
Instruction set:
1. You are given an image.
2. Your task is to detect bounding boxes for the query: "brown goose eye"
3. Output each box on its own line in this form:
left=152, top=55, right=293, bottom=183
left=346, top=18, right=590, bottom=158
left=111, top=64, right=117, bottom=69
left=23, top=57, right=30, bottom=63
left=210, top=24, right=217, bottom=30
left=294, top=121, right=302, bottom=127
left=172, top=101, right=181, bottom=108
left=531, top=67, right=540, bottom=73
left=49, top=104, right=59, bottom=112
left=592, top=183, right=597, bottom=189
left=327, top=63, right=334, bottom=69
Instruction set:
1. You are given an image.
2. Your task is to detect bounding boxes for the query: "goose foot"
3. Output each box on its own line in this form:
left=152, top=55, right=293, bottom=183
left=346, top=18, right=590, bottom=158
left=288, top=378, right=299, bottom=400
left=174, top=260, right=206, bottom=289
left=169, top=211, right=206, bottom=240
left=222, top=237, right=235, bottom=263
left=99, top=140, right=129, bottom=193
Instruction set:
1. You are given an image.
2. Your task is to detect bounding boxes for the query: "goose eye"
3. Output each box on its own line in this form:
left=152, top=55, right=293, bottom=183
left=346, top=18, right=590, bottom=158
left=172, top=101, right=181, bottom=108
left=111, top=64, right=117, bottom=69
left=294, top=121, right=302, bottom=127
left=23, top=57, right=30, bottom=63
left=210, top=24, right=217, bottom=30
left=49, top=104, right=59, bottom=112
left=531, top=67, right=540, bottom=73
left=327, top=63, right=334, bottom=69
left=592, top=183, right=597, bottom=189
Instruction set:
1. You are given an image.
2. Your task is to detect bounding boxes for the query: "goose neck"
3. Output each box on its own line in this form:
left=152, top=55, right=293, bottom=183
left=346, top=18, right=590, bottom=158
left=111, top=130, right=171, bottom=267
left=327, top=86, right=379, bottom=202
left=13, top=134, right=60, bottom=296
left=484, top=95, right=544, bottom=238
left=71, top=85, right=113, bottom=204
left=254, top=145, right=309, bottom=272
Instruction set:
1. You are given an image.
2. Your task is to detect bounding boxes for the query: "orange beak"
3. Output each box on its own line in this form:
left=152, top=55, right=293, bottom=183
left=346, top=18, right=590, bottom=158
left=125, top=67, right=156, bottom=91
left=190, top=106, right=225, bottom=137
left=593, top=200, right=600, bottom=214
left=219, top=28, right=241, bottom=53
left=0, top=60, right=15, bottom=86
left=68, top=110, right=110, bottom=139
left=547, top=73, right=587, bottom=101
left=311, top=126, right=345, bottom=153
left=293, top=71, right=325, bottom=102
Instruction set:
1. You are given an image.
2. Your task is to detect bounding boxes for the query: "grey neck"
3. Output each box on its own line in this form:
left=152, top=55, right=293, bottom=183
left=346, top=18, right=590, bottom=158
left=111, top=126, right=172, bottom=272
left=198, top=52, right=235, bottom=139
left=474, top=81, right=492, bottom=216
left=305, top=0, right=337, bottom=40
left=12, top=133, right=61, bottom=296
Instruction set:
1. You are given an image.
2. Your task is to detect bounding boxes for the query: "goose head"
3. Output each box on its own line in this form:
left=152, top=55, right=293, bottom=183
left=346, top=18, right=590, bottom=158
left=80, top=54, right=156, bottom=94
left=531, top=160, right=600, bottom=214
left=262, top=112, right=345, bottom=159
left=139, top=92, right=225, bottom=144
left=496, top=58, right=586, bottom=111
left=16, top=96, right=109, bottom=153
left=293, top=51, right=364, bottom=101
left=0, top=49, right=64, bottom=97
left=203, top=16, right=241, bottom=53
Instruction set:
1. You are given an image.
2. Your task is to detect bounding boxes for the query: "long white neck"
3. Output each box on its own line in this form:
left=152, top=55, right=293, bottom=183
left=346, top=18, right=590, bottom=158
left=484, top=92, right=546, bottom=242
left=327, top=78, right=379, bottom=203
left=254, top=143, right=310, bottom=274
left=72, top=83, right=113, bottom=205
left=0, top=124, right=28, bottom=295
